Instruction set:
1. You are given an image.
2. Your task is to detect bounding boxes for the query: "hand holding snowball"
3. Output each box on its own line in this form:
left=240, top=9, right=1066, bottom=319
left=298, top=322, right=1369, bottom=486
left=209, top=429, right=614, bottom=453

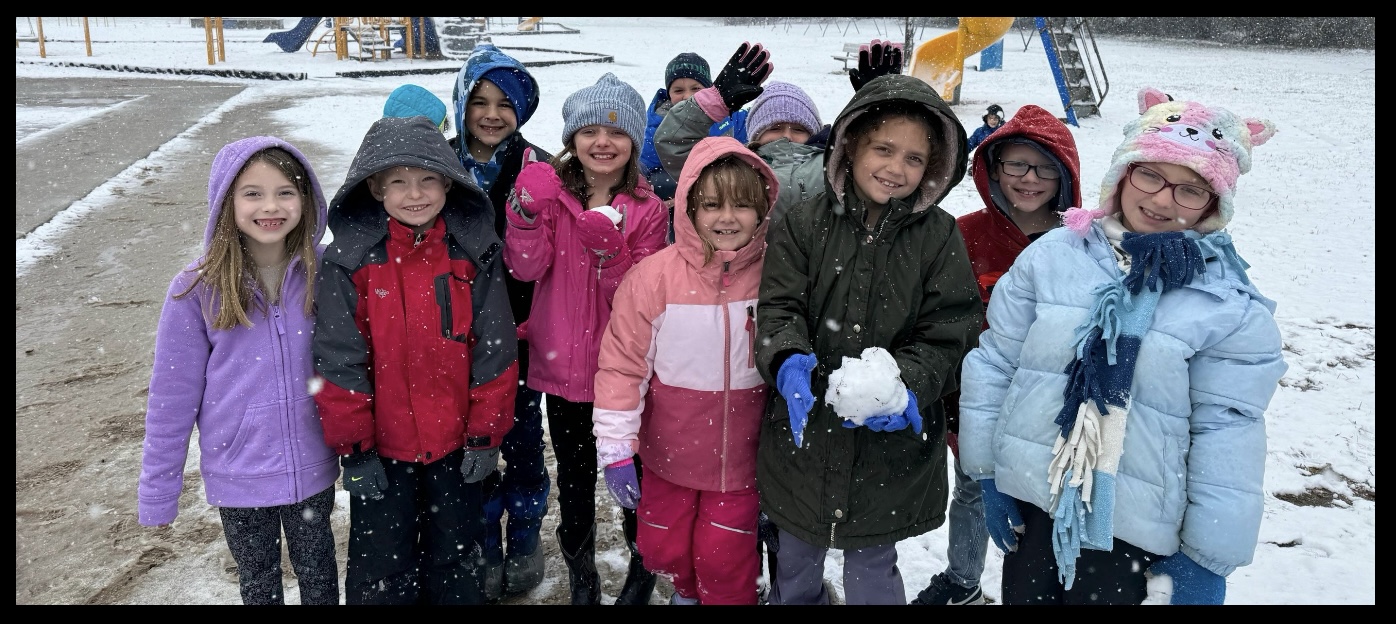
left=826, top=348, right=919, bottom=431
left=576, top=205, right=627, bottom=262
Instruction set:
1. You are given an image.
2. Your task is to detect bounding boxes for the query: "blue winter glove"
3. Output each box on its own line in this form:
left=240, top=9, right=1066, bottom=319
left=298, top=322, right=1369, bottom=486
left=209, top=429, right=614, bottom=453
left=843, top=389, right=923, bottom=434
left=775, top=352, right=818, bottom=448
left=1150, top=551, right=1226, bottom=605
left=980, top=478, right=1025, bottom=554
left=604, top=458, right=641, bottom=509
left=341, top=449, right=390, bottom=501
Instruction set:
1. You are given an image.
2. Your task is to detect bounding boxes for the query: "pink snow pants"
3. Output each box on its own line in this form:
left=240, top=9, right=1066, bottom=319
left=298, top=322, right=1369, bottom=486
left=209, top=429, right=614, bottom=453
left=635, top=465, right=759, bottom=605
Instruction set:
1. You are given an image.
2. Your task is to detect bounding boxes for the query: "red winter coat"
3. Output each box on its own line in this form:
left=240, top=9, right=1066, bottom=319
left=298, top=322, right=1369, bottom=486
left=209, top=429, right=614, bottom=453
left=958, top=104, right=1082, bottom=309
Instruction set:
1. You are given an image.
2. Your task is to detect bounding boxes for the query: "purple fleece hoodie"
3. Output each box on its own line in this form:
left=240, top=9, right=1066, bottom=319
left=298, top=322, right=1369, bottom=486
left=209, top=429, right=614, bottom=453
left=137, top=136, right=337, bottom=526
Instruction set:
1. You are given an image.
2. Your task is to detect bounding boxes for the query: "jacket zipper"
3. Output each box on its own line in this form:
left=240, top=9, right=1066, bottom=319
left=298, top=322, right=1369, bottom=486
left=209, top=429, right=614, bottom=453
left=435, top=274, right=452, bottom=339
left=721, top=291, right=731, bottom=491
left=745, top=305, right=756, bottom=368
left=271, top=299, right=299, bottom=502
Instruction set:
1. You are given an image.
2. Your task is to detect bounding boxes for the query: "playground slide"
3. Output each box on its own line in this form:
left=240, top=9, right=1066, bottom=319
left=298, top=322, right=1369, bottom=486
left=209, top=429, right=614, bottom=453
left=517, top=17, right=544, bottom=32
left=263, top=17, right=322, bottom=53
left=909, top=17, right=1015, bottom=101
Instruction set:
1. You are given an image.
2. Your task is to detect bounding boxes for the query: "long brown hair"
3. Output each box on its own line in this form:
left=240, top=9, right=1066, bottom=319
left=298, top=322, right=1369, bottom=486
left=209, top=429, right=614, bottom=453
left=177, top=147, right=318, bottom=329
left=548, top=137, right=648, bottom=204
left=686, top=155, right=770, bottom=265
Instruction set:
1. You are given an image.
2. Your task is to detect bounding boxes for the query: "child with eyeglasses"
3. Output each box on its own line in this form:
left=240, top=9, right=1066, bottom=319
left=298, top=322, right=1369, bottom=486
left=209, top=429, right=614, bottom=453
left=956, top=87, right=1285, bottom=605
left=911, top=103, right=1080, bottom=606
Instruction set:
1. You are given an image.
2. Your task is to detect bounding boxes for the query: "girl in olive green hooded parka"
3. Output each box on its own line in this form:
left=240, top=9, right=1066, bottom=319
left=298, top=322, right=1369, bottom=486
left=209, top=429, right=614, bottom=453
left=754, top=74, right=983, bottom=605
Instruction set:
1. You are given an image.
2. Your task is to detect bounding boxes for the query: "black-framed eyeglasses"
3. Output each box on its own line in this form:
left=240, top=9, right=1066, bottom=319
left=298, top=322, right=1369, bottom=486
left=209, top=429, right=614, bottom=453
left=998, top=160, right=1062, bottom=180
left=1126, top=163, right=1216, bottom=212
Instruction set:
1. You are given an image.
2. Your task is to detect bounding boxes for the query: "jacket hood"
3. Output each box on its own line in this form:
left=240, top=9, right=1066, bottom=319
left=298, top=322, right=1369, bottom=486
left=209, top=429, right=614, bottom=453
left=673, top=136, right=778, bottom=271
left=206, top=136, right=328, bottom=249
left=971, top=103, right=1082, bottom=215
left=452, top=44, right=539, bottom=135
left=825, top=74, right=967, bottom=213
left=329, top=116, right=489, bottom=232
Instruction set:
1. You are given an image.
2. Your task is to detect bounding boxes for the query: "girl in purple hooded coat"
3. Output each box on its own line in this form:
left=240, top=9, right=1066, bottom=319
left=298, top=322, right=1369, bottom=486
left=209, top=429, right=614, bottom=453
left=137, top=137, right=339, bottom=605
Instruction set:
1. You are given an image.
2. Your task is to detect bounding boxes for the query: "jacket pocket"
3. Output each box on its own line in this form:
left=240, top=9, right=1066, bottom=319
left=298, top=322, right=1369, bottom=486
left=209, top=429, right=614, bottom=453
left=435, top=272, right=476, bottom=345
left=217, top=402, right=287, bottom=476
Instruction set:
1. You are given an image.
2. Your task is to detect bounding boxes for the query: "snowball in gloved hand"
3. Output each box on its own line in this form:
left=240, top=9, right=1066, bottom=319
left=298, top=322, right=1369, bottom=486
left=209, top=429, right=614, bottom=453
left=825, top=347, right=909, bottom=425
left=590, top=205, right=623, bottom=226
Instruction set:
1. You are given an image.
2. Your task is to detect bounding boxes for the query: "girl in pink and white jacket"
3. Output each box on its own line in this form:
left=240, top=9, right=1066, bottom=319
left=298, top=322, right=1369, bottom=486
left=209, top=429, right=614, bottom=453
left=592, top=136, right=779, bottom=605
left=504, top=72, right=668, bottom=604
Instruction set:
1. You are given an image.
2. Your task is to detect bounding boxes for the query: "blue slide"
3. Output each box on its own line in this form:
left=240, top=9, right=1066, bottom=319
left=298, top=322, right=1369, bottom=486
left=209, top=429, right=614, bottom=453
left=264, top=17, right=323, bottom=53
left=392, top=17, right=444, bottom=59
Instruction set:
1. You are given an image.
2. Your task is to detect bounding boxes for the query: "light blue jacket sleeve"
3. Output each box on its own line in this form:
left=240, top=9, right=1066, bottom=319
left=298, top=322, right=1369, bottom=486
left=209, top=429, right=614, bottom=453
left=1179, top=294, right=1286, bottom=576
left=958, top=241, right=1043, bottom=480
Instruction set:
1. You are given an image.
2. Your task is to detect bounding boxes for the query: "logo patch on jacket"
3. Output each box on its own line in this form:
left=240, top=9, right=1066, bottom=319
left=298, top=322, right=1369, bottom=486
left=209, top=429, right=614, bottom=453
left=375, top=288, right=389, bottom=298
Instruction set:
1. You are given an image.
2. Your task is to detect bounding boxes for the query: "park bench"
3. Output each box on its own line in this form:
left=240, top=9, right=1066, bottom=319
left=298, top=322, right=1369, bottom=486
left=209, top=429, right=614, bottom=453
left=833, top=42, right=862, bottom=70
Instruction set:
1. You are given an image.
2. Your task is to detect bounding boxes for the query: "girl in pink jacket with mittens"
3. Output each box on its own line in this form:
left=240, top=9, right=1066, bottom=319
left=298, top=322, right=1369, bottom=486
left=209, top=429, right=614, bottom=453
left=592, top=136, right=779, bottom=605
left=503, top=72, right=668, bottom=605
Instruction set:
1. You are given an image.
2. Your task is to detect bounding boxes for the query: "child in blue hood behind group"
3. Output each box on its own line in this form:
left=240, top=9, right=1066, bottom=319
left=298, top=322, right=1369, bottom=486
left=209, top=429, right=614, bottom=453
left=447, top=43, right=554, bottom=602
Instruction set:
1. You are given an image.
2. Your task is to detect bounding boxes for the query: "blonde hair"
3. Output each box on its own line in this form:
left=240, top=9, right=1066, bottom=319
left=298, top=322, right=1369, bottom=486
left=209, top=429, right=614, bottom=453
left=177, top=147, right=318, bottom=329
left=686, top=155, right=770, bottom=265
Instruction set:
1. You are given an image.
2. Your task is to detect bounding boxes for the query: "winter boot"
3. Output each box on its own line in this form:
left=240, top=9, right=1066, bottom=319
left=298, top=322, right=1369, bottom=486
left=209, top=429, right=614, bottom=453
left=501, top=477, right=549, bottom=595
left=613, top=540, right=657, bottom=605
left=558, top=527, right=600, bottom=605
left=481, top=474, right=505, bottom=603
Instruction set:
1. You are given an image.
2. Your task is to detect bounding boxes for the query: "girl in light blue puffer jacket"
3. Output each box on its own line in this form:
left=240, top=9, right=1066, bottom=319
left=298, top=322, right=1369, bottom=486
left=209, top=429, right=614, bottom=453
left=958, top=87, right=1285, bottom=605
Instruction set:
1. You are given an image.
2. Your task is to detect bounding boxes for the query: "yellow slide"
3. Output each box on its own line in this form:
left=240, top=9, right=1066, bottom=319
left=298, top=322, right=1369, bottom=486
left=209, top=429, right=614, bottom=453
left=517, top=17, right=544, bottom=32
left=909, top=17, right=1015, bottom=102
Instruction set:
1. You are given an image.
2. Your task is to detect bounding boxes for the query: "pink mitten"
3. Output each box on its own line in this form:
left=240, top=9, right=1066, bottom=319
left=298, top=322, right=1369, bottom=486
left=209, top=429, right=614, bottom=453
left=575, top=210, right=626, bottom=261
left=507, top=162, right=563, bottom=229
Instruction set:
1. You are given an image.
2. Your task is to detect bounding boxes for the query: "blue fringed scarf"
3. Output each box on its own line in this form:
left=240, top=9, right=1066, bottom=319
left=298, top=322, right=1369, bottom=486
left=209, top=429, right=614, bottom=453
left=1047, top=224, right=1208, bottom=589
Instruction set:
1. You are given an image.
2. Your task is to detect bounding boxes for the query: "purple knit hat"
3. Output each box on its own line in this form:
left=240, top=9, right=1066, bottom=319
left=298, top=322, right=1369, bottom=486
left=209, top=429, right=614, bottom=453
left=746, top=81, right=822, bottom=141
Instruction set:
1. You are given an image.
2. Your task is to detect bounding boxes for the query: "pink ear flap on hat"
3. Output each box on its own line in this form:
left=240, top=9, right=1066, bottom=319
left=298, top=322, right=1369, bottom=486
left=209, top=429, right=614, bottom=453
left=1245, top=118, right=1277, bottom=146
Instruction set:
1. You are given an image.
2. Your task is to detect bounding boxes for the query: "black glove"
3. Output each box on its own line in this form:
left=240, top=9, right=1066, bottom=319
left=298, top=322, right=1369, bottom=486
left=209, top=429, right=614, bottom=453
left=849, top=39, right=903, bottom=92
left=713, top=42, right=773, bottom=113
left=460, top=447, right=501, bottom=484
left=341, top=449, right=389, bottom=500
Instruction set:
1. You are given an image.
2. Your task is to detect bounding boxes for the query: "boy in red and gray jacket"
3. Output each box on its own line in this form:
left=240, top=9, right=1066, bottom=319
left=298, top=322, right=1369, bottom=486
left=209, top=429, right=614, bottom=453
left=314, top=115, right=518, bottom=604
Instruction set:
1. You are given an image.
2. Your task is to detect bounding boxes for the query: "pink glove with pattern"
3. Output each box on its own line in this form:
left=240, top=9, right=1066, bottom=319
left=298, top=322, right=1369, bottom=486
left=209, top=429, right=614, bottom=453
left=575, top=209, right=626, bottom=261
left=507, top=162, right=563, bottom=230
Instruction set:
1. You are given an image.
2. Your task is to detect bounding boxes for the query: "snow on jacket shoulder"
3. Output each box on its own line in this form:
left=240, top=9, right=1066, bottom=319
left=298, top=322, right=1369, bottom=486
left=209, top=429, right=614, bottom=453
left=593, top=136, right=777, bottom=492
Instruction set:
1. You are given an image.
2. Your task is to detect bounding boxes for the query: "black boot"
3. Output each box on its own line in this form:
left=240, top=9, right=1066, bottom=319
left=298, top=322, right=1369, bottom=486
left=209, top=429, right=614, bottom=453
left=558, top=527, right=600, bottom=605
left=614, top=540, right=657, bottom=605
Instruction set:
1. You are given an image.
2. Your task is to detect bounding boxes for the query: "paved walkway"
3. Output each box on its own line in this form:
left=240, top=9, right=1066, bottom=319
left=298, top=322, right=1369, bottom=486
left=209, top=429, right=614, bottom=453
left=15, top=76, right=245, bottom=239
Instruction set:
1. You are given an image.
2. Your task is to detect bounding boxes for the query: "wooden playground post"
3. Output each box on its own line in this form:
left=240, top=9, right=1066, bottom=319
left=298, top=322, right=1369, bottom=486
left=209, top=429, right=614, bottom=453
left=378, top=20, right=391, bottom=59
left=203, top=18, right=216, bottom=65
left=335, top=18, right=349, bottom=61
left=82, top=17, right=92, bottom=56
left=37, top=17, right=46, bottom=58
left=404, top=17, right=415, bottom=59
left=216, top=17, right=226, bottom=62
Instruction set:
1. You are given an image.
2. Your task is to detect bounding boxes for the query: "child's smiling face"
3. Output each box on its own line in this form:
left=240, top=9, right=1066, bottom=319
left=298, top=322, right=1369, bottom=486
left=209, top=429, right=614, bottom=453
left=849, top=116, right=931, bottom=206
left=1118, top=161, right=1217, bottom=234
left=465, top=79, right=518, bottom=152
left=572, top=125, right=633, bottom=179
left=368, top=166, right=451, bottom=234
left=232, top=160, right=303, bottom=261
left=691, top=177, right=762, bottom=253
